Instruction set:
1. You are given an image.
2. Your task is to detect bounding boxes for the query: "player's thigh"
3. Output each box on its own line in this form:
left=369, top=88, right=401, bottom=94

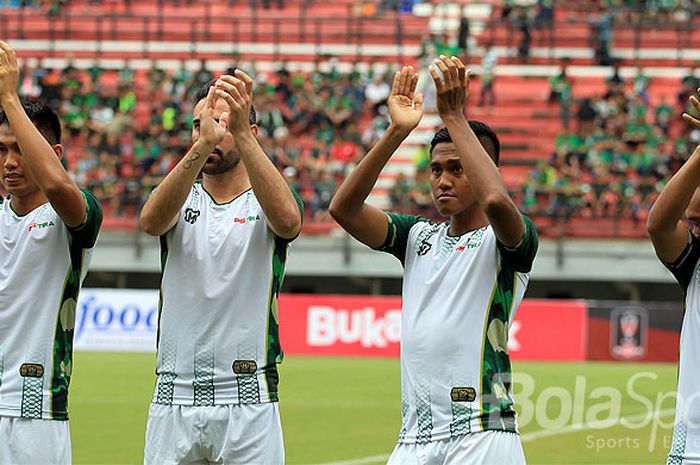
left=444, top=431, right=526, bottom=465
left=212, top=403, right=284, bottom=465
left=0, top=416, right=71, bottom=465
left=144, top=404, right=206, bottom=465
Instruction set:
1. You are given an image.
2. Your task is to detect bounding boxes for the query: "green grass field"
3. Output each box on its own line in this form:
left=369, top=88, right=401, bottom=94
left=69, top=353, right=679, bottom=465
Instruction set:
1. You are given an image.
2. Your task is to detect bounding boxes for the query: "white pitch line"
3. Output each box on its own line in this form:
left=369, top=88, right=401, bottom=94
left=303, top=408, right=677, bottom=465
left=303, top=454, right=390, bottom=465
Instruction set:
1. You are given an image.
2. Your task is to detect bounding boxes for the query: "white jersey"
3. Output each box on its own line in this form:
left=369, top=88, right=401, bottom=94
left=377, top=212, right=538, bottom=444
left=0, top=190, right=102, bottom=420
left=664, top=234, right=700, bottom=465
left=153, top=182, right=302, bottom=406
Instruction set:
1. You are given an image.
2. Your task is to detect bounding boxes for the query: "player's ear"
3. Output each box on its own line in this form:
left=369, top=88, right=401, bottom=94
left=250, top=124, right=260, bottom=138
left=53, top=144, right=63, bottom=159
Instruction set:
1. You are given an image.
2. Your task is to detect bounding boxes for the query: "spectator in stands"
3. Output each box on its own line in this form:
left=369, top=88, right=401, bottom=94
left=434, top=33, right=460, bottom=61
left=389, top=171, right=413, bottom=211
left=479, top=43, right=498, bottom=109
left=606, top=63, right=625, bottom=94
left=260, top=0, right=284, bottom=9
left=656, top=95, right=674, bottom=136
left=7, top=55, right=400, bottom=225
left=590, top=7, right=614, bottom=65
left=457, top=5, right=470, bottom=60
left=535, top=0, right=554, bottom=29
left=365, top=74, right=391, bottom=111
left=518, top=66, right=695, bottom=230
left=515, top=7, right=532, bottom=61
left=633, top=66, right=651, bottom=103
left=576, top=98, right=597, bottom=136
left=679, top=66, right=700, bottom=110
left=550, top=63, right=573, bottom=129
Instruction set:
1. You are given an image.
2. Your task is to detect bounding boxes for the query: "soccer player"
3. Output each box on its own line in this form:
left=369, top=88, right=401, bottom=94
left=0, top=41, right=103, bottom=464
left=139, top=70, right=303, bottom=464
left=329, top=56, right=538, bottom=464
left=647, top=91, right=700, bottom=465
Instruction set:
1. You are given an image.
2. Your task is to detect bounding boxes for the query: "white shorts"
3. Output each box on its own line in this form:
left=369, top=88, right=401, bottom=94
left=0, top=416, right=71, bottom=465
left=144, top=403, right=284, bottom=465
left=387, top=431, right=526, bottom=465
left=667, top=418, right=700, bottom=465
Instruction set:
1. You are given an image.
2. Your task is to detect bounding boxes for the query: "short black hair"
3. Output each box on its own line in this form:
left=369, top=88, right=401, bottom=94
left=193, top=78, right=257, bottom=125
left=0, top=99, right=61, bottom=145
left=429, top=121, right=500, bottom=166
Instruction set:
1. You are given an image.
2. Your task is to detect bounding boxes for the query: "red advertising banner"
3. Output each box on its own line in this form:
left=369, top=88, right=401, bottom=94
left=510, top=299, right=588, bottom=361
left=278, top=295, right=588, bottom=361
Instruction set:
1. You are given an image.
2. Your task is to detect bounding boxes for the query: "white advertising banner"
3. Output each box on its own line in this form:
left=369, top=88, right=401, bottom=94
left=75, top=288, right=159, bottom=352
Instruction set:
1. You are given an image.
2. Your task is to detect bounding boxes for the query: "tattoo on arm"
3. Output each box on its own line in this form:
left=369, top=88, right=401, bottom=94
left=183, top=151, right=202, bottom=170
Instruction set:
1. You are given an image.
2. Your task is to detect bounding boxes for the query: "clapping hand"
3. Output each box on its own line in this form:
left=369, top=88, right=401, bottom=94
left=387, top=66, right=424, bottom=134
left=429, top=55, right=470, bottom=119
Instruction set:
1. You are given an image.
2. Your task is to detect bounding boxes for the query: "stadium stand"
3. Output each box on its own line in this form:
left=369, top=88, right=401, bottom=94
left=1, top=0, right=700, bottom=238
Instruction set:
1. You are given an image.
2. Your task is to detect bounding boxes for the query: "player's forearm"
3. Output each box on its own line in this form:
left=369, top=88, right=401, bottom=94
left=442, top=114, right=523, bottom=244
left=140, top=139, right=214, bottom=236
left=329, top=125, right=409, bottom=222
left=1, top=95, right=86, bottom=226
left=234, top=130, right=301, bottom=239
left=648, top=146, right=700, bottom=235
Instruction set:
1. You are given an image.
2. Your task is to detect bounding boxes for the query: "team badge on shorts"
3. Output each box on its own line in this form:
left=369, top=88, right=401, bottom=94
left=450, top=387, right=476, bottom=402
left=19, top=363, right=44, bottom=378
left=233, top=360, right=258, bottom=375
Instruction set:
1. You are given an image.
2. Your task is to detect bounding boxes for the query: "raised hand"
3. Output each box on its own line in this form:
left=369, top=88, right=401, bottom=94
left=387, top=66, right=424, bottom=133
left=0, top=41, right=19, bottom=105
left=214, top=70, right=254, bottom=135
left=429, top=55, right=470, bottom=119
left=683, top=89, right=700, bottom=129
left=198, top=86, right=229, bottom=147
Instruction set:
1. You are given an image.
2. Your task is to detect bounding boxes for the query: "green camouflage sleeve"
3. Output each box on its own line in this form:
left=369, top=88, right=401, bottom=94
left=376, top=212, right=427, bottom=265
left=496, top=214, right=539, bottom=273
left=67, top=189, right=103, bottom=249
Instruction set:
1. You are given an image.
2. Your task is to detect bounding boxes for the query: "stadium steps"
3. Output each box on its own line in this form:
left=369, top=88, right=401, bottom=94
left=431, top=1, right=700, bottom=68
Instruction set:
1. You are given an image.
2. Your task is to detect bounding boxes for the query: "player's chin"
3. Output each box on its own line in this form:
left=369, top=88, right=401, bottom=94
left=434, top=203, right=455, bottom=217
left=1, top=181, right=22, bottom=195
left=433, top=198, right=457, bottom=216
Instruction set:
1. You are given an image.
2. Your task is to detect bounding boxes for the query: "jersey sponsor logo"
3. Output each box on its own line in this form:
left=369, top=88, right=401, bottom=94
left=232, top=360, right=257, bottom=374
left=307, top=306, right=401, bottom=348
left=184, top=208, right=201, bottom=224
left=19, top=363, right=44, bottom=378
left=27, top=221, right=55, bottom=233
left=450, top=387, right=476, bottom=402
left=455, top=228, right=486, bottom=252
left=417, top=239, right=432, bottom=256
left=233, top=215, right=261, bottom=225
